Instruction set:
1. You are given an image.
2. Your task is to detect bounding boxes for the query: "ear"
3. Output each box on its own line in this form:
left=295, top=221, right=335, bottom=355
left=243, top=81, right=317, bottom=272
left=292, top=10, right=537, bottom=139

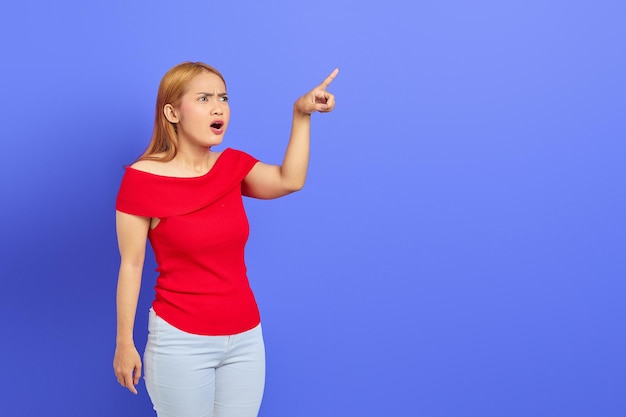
left=163, top=104, right=179, bottom=123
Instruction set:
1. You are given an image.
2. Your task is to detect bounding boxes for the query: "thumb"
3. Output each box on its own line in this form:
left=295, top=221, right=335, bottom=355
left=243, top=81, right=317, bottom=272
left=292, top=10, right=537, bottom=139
left=313, top=89, right=327, bottom=100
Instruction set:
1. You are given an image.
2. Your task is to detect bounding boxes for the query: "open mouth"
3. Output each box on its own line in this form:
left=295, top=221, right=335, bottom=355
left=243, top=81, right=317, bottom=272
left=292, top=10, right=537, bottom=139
left=210, top=122, right=224, bottom=130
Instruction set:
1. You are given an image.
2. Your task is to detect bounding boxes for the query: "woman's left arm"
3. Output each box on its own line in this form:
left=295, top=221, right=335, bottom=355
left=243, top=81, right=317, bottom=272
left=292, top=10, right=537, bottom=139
left=243, top=68, right=338, bottom=199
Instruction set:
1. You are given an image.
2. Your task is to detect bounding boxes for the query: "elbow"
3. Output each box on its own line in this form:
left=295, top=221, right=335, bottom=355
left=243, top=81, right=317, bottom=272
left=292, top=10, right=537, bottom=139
left=119, top=256, right=145, bottom=270
left=278, top=166, right=307, bottom=194
left=284, top=179, right=305, bottom=193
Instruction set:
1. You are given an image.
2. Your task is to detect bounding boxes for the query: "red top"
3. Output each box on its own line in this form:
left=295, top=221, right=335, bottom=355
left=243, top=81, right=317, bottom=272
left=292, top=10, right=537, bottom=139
left=116, top=148, right=260, bottom=335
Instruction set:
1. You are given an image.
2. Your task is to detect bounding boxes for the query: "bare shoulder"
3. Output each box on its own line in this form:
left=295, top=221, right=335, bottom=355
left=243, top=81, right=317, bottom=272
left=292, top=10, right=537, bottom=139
left=130, top=153, right=171, bottom=176
left=130, top=150, right=225, bottom=177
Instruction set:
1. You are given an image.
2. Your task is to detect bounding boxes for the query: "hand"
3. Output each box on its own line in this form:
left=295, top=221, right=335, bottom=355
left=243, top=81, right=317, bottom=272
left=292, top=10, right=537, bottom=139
left=113, top=344, right=142, bottom=395
left=294, top=68, right=338, bottom=115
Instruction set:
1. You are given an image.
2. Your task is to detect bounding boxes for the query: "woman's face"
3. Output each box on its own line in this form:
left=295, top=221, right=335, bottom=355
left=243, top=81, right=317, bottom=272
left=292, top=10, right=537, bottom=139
left=167, top=71, right=230, bottom=149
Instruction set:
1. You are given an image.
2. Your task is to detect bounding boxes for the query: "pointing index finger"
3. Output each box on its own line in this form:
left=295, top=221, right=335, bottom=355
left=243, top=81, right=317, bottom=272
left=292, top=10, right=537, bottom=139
left=319, top=68, right=339, bottom=89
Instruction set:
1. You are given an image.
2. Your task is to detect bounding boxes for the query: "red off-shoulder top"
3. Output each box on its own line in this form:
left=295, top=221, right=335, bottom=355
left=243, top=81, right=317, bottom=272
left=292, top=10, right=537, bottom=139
left=116, top=148, right=260, bottom=335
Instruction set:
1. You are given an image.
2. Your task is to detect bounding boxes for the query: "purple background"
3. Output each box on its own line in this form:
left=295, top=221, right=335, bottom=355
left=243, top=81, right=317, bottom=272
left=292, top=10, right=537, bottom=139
left=1, top=1, right=625, bottom=416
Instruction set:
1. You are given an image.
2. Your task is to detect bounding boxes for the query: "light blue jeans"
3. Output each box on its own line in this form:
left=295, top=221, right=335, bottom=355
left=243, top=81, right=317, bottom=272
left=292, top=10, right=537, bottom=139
left=144, top=309, right=265, bottom=417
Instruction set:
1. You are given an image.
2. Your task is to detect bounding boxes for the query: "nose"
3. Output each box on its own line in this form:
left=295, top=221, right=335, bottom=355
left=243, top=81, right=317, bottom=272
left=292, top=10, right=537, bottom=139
left=211, top=99, right=225, bottom=115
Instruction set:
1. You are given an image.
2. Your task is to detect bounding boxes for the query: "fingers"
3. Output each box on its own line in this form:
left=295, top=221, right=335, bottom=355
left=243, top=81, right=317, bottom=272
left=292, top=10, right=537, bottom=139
left=121, top=374, right=132, bottom=393
left=133, top=363, right=142, bottom=387
left=121, top=370, right=139, bottom=394
left=313, top=92, right=335, bottom=112
left=294, top=69, right=338, bottom=114
left=117, top=371, right=132, bottom=392
left=114, top=364, right=141, bottom=394
left=319, top=68, right=339, bottom=90
left=323, top=93, right=335, bottom=112
left=128, top=377, right=138, bottom=395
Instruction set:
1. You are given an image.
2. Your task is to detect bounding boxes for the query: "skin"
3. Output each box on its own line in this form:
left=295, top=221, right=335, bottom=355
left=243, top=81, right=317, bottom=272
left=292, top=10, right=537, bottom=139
left=113, top=68, right=338, bottom=394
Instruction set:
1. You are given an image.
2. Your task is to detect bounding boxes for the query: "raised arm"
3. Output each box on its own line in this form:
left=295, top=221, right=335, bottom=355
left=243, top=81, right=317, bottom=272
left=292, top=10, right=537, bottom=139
left=242, top=68, right=338, bottom=199
left=113, top=211, right=150, bottom=395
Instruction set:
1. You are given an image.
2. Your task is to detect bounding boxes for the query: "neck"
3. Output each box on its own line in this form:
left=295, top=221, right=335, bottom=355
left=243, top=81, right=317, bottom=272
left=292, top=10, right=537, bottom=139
left=174, top=146, right=213, bottom=173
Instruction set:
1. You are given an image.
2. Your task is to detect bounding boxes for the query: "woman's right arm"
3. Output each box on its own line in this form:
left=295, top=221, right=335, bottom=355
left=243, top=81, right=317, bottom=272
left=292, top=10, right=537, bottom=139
left=113, top=210, right=150, bottom=395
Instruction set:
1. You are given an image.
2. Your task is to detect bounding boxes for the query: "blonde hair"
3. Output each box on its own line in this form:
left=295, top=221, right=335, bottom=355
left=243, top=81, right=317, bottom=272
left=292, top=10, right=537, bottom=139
left=138, top=62, right=226, bottom=162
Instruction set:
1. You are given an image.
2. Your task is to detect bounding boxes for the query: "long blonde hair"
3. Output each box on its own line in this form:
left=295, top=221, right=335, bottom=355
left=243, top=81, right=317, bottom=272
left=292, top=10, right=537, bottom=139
left=138, top=62, right=226, bottom=162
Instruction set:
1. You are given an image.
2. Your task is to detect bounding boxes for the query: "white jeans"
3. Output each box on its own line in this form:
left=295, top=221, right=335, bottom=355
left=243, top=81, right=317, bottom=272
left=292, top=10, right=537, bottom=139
left=144, top=309, right=265, bottom=417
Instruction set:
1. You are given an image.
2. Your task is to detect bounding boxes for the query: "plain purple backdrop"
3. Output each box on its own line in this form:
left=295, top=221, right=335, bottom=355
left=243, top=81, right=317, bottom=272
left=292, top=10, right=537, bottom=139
left=1, top=1, right=625, bottom=416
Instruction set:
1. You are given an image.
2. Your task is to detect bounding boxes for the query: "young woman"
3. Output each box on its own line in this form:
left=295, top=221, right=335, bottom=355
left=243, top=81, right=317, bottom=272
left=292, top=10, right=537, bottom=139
left=113, top=61, right=337, bottom=417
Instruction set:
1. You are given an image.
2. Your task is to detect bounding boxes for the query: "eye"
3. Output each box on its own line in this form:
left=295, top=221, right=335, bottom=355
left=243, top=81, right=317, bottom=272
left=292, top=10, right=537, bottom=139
left=198, top=96, right=208, bottom=102
left=220, top=96, right=229, bottom=102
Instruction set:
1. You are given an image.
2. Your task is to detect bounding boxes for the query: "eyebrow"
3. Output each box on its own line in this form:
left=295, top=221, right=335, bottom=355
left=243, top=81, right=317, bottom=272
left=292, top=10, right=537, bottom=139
left=196, top=92, right=228, bottom=96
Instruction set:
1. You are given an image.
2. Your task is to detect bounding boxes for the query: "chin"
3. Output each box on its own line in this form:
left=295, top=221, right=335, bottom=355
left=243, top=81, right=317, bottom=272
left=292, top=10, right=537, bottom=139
left=205, top=137, right=224, bottom=147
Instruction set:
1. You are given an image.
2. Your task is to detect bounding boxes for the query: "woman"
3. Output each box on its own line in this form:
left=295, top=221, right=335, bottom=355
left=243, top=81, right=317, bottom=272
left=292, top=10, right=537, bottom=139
left=113, top=61, right=337, bottom=417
